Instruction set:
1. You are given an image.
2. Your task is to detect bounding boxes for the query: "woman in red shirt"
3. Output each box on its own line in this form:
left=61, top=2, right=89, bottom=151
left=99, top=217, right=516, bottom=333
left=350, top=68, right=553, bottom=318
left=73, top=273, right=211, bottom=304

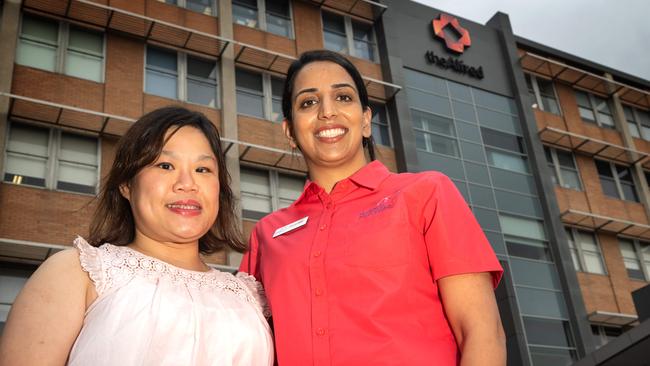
left=240, top=50, right=506, bottom=366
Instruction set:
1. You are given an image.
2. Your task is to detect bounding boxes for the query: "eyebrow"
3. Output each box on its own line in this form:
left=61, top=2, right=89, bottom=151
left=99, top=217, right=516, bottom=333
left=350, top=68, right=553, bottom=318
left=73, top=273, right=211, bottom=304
left=293, top=83, right=356, bottom=100
left=161, top=150, right=217, bottom=162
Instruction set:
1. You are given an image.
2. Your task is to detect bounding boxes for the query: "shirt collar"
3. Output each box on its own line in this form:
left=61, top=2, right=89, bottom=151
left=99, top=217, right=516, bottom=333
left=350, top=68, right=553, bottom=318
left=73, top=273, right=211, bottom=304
left=293, top=161, right=391, bottom=206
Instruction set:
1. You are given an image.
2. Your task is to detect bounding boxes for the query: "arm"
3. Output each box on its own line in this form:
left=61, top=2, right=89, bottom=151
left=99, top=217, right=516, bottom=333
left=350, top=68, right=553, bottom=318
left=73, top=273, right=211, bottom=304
left=0, top=249, right=94, bottom=366
left=438, top=272, right=506, bottom=366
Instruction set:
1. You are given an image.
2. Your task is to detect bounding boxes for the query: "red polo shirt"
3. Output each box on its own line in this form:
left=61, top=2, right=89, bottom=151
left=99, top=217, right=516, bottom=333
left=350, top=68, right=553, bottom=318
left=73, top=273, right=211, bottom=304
left=240, top=161, right=502, bottom=366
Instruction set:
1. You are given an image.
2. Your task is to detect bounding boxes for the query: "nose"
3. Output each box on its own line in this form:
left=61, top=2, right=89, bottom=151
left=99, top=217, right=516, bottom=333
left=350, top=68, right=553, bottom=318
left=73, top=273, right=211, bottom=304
left=318, top=96, right=337, bottom=120
left=173, top=167, right=198, bottom=193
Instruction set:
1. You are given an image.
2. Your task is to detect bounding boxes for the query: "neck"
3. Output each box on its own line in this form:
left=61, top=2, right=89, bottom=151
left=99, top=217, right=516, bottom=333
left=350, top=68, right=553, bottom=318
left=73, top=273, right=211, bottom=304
left=128, top=231, right=208, bottom=272
left=309, top=160, right=368, bottom=194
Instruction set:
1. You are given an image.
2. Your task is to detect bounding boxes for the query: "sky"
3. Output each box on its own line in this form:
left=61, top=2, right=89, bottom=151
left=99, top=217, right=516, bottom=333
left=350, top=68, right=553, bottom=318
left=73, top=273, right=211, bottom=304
left=412, top=0, right=650, bottom=83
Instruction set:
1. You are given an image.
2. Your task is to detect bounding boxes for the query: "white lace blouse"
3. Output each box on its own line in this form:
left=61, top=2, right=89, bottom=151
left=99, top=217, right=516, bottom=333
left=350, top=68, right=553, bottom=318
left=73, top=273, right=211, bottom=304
left=67, top=237, right=273, bottom=366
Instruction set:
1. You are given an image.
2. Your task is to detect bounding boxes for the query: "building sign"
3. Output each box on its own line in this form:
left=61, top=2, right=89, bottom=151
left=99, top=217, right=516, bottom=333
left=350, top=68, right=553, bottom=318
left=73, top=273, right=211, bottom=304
left=426, top=13, right=484, bottom=80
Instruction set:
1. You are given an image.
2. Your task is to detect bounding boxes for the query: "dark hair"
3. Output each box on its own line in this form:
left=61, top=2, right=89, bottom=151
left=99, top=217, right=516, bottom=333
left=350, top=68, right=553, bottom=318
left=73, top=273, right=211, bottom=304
left=89, top=106, right=245, bottom=254
left=281, top=50, right=376, bottom=161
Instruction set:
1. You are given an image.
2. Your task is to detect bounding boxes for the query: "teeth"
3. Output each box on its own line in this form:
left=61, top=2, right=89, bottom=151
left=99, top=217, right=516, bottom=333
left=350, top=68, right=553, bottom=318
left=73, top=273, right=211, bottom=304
left=167, top=204, right=200, bottom=210
left=316, top=128, right=346, bottom=138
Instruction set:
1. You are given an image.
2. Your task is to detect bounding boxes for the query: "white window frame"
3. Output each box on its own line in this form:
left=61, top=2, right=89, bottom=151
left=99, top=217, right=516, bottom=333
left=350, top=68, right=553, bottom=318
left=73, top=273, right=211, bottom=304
left=618, top=237, right=650, bottom=281
left=595, top=159, right=639, bottom=202
left=369, top=101, right=392, bottom=147
left=575, top=89, right=616, bottom=129
left=526, top=73, right=561, bottom=115
left=240, top=166, right=305, bottom=221
left=565, top=227, right=607, bottom=275
left=144, top=45, right=220, bottom=108
left=158, top=0, right=218, bottom=16
left=321, top=10, right=378, bottom=63
left=232, top=0, right=294, bottom=39
left=410, top=108, right=459, bottom=157
left=2, top=121, right=101, bottom=196
left=236, top=68, right=284, bottom=122
left=623, top=104, right=650, bottom=141
left=18, top=14, right=106, bottom=83
left=545, top=146, right=582, bottom=190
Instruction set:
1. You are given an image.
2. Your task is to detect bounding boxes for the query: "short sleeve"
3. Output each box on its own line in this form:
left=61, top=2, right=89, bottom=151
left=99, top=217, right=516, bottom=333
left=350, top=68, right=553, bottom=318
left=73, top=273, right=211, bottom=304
left=236, top=272, right=271, bottom=318
left=239, top=228, right=261, bottom=280
left=73, top=236, right=108, bottom=295
left=421, top=173, right=503, bottom=288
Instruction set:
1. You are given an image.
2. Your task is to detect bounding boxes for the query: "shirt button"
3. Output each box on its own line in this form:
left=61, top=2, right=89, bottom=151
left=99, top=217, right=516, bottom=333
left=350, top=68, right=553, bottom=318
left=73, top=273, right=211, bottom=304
left=316, top=328, right=326, bottom=336
left=315, top=288, right=323, bottom=296
left=313, top=251, right=322, bottom=257
left=319, top=224, right=327, bottom=231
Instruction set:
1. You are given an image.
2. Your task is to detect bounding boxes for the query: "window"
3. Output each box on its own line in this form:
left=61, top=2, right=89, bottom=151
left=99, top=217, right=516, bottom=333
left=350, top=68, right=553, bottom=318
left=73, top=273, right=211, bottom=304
left=525, top=74, right=560, bottom=115
left=3, top=123, right=99, bottom=195
left=618, top=238, right=650, bottom=281
left=411, top=109, right=458, bottom=157
left=158, top=0, right=217, bottom=15
left=240, top=167, right=304, bottom=220
left=524, top=317, right=577, bottom=366
left=574, top=90, right=615, bottom=129
left=16, top=15, right=104, bottom=82
left=591, top=324, right=623, bottom=349
left=624, top=105, right=650, bottom=140
left=481, top=127, right=529, bottom=174
left=322, top=11, right=377, bottom=62
left=595, top=160, right=638, bottom=202
left=236, top=68, right=284, bottom=122
left=565, top=228, right=606, bottom=274
left=145, top=46, right=219, bottom=107
left=1, top=263, right=37, bottom=335
left=233, top=0, right=293, bottom=38
left=500, top=214, right=551, bottom=261
left=544, top=147, right=582, bottom=190
left=370, top=102, right=391, bottom=146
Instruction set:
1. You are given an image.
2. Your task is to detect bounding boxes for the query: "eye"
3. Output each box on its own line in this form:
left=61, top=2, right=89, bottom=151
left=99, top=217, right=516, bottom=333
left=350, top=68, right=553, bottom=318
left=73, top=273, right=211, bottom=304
left=196, top=167, right=212, bottom=173
left=299, top=98, right=318, bottom=109
left=157, top=162, right=173, bottom=170
left=336, top=94, right=353, bottom=102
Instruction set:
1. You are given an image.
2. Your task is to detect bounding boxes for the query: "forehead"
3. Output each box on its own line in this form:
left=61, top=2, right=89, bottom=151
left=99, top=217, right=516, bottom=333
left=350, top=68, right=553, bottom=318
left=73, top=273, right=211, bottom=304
left=163, top=126, right=213, bottom=152
left=292, top=61, right=356, bottom=91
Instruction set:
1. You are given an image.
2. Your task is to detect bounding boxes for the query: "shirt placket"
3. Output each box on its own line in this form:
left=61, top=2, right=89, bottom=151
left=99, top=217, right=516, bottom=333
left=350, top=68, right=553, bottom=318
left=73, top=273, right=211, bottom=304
left=310, top=192, right=333, bottom=366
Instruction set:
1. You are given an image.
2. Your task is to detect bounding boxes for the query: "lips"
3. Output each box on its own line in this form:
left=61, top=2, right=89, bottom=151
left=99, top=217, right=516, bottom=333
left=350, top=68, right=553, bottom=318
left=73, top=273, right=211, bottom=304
left=314, top=125, right=348, bottom=142
left=166, top=199, right=202, bottom=217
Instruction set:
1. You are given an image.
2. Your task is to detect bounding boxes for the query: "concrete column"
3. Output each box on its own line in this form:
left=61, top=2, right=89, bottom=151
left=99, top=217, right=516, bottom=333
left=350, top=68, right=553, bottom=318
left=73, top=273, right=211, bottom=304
left=0, top=0, right=22, bottom=180
left=606, top=72, right=650, bottom=220
left=218, top=0, right=243, bottom=266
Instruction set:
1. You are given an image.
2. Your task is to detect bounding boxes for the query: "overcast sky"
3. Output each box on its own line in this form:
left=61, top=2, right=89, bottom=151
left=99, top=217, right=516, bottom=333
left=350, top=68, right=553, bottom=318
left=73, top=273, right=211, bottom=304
left=412, top=0, right=650, bottom=83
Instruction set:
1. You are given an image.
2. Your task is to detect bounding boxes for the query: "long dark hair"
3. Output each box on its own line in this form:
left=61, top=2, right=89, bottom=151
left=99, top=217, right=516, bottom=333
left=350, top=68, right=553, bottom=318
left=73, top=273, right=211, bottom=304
left=282, top=50, right=376, bottom=161
left=89, top=106, right=245, bottom=254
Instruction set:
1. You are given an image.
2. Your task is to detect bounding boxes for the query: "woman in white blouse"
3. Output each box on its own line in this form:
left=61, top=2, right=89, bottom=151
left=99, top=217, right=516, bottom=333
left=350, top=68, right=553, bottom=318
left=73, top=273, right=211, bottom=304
left=0, top=106, right=273, bottom=366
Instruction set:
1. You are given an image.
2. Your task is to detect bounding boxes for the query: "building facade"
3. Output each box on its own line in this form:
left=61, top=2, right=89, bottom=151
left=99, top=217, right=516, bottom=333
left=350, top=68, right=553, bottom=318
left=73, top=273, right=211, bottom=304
left=1, top=0, right=649, bottom=365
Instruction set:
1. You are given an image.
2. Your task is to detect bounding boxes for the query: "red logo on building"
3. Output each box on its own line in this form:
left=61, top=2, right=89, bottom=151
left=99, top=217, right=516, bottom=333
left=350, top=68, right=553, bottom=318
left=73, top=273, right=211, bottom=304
left=432, top=13, right=471, bottom=53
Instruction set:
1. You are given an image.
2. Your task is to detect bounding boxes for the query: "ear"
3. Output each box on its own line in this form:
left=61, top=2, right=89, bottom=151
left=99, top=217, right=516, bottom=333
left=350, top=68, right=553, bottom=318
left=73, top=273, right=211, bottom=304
left=119, top=183, right=131, bottom=201
left=362, top=106, right=372, bottom=138
left=282, top=119, right=297, bottom=149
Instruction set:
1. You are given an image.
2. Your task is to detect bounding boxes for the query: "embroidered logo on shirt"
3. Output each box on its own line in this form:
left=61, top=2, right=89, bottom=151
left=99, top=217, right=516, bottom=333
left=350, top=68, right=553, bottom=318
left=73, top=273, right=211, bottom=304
left=359, top=192, right=400, bottom=218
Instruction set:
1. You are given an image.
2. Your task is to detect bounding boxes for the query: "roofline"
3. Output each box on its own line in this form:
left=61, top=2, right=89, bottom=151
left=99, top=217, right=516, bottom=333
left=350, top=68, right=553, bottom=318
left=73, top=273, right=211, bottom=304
left=515, top=35, right=650, bottom=90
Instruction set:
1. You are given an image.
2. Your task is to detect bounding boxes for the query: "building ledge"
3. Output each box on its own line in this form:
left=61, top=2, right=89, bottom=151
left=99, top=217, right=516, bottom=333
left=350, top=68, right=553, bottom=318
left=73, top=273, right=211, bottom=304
left=306, top=0, right=387, bottom=21
left=561, top=209, right=650, bottom=240
left=520, top=52, right=650, bottom=109
left=539, top=127, right=650, bottom=168
left=588, top=311, right=638, bottom=327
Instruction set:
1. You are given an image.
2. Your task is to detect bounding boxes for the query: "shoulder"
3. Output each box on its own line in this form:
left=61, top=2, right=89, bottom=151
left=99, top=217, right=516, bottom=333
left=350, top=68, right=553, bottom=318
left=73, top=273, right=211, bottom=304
left=24, top=246, right=91, bottom=299
left=387, top=170, right=453, bottom=194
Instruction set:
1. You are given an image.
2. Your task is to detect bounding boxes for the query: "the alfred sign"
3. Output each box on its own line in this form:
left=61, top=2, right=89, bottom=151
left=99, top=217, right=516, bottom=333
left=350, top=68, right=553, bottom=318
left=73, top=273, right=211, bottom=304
left=425, top=13, right=484, bottom=80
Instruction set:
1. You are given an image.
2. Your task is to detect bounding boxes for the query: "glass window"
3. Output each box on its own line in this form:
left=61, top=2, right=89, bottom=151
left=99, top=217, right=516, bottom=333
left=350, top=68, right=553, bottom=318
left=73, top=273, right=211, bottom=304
left=481, top=128, right=524, bottom=153
left=146, top=47, right=178, bottom=99
left=486, top=148, right=528, bottom=173
left=624, top=105, right=650, bottom=141
left=545, top=147, right=582, bottom=190
left=619, top=238, right=649, bottom=280
left=17, top=15, right=104, bottom=82
left=3, top=123, right=99, bottom=194
left=526, top=74, right=560, bottom=115
left=595, top=160, right=638, bottom=201
left=411, top=109, right=458, bottom=157
left=591, top=324, right=623, bottom=349
left=575, top=90, right=616, bottom=129
left=370, top=102, right=391, bottom=146
left=187, top=56, right=218, bottom=107
left=566, top=229, right=606, bottom=274
left=266, top=0, right=292, bottom=37
left=233, top=0, right=258, bottom=27
left=241, top=167, right=304, bottom=220
left=186, top=0, right=213, bottom=15
left=236, top=68, right=264, bottom=119
left=575, top=90, right=596, bottom=123
left=270, top=76, right=284, bottom=122
left=322, top=11, right=376, bottom=61
left=517, top=287, right=568, bottom=318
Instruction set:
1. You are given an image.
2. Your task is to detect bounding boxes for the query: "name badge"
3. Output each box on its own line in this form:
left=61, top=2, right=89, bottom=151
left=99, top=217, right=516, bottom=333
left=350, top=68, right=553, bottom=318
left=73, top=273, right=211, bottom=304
left=273, top=216, right=309, bottom=238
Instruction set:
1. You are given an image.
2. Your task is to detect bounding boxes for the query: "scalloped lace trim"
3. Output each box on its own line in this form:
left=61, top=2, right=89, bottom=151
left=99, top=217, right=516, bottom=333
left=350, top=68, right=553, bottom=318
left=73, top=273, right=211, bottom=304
left=236, top=272, right=271, bottom=318
left=73, top=237, right=257, bottom=305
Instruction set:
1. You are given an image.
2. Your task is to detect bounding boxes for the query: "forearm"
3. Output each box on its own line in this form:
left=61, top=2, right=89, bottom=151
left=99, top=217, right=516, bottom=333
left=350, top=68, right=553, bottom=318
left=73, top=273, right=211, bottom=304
left=458, top=331, right=506, bottom=366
